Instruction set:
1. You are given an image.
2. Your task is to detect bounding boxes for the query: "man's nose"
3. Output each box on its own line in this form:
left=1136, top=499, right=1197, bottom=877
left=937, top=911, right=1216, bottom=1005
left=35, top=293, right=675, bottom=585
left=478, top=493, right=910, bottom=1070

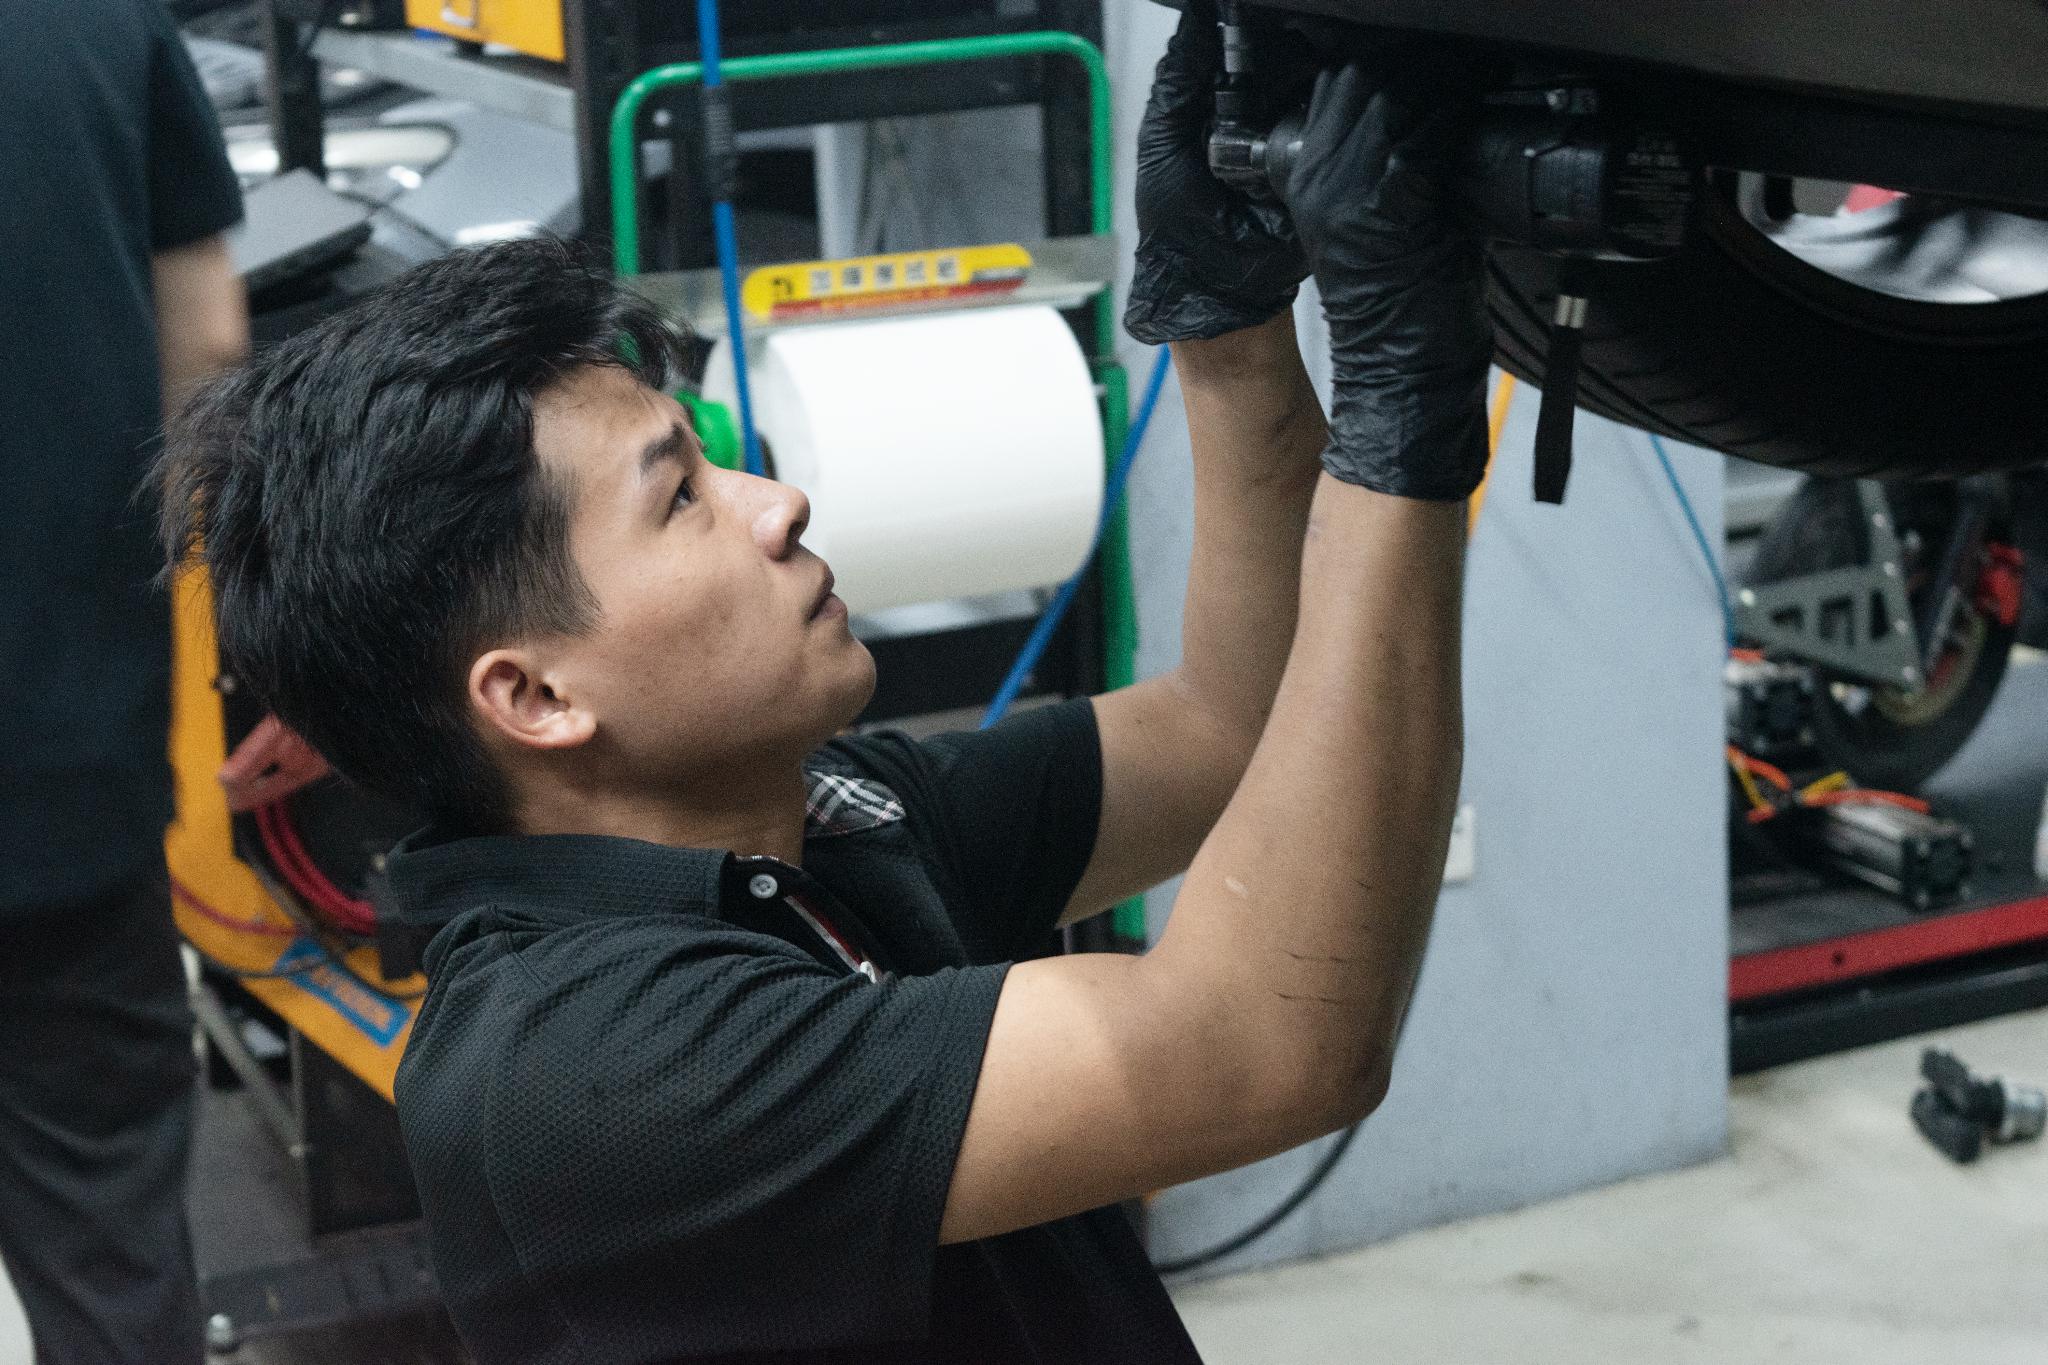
left=749, top=477, right=811, bottom=559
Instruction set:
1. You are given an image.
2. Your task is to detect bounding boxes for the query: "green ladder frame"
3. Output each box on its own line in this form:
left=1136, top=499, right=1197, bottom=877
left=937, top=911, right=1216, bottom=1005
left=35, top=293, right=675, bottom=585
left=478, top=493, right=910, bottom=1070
left=608, top=33, right=1144, bottom=943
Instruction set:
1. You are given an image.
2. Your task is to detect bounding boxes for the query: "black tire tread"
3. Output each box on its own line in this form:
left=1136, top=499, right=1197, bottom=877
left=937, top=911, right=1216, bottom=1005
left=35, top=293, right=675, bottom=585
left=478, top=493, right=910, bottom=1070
left=1483, top=191, right=2048, bottom=477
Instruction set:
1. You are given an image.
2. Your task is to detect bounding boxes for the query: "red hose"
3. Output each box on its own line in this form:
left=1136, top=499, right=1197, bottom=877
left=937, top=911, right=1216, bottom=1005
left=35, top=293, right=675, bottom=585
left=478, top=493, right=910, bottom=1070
left=1743, top=785, right=1933, bottom=823
left=1727, top=746, right=1794, bottom=792
left=1802, top=788, right=1933, bottom=815
left=255, top=801, right=379, bottom=935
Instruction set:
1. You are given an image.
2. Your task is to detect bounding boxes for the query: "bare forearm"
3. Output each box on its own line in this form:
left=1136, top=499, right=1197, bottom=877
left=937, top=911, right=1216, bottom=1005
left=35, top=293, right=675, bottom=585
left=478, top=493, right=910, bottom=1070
left=1169, top=311, right=1327, bottom=742
left=1060, top=317, right=1326, bottom=916
left=1152, top=480, right=1466, bottom=1116
left=153, top=235, right=249, bottom=421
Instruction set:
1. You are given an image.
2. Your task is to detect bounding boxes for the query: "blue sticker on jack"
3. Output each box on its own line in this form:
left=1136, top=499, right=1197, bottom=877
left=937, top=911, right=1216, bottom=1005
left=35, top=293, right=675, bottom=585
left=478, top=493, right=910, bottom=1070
left=273, top=939, right=408, bottom=1045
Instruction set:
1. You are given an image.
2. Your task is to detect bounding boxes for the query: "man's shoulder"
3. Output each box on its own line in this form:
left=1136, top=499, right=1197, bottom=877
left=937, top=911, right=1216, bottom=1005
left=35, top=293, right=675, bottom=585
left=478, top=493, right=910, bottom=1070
left=396, top=904, right=820, bottom=1129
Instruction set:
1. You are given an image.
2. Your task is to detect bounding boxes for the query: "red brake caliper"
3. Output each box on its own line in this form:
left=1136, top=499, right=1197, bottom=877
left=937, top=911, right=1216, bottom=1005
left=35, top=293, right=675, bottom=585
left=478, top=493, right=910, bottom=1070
left=1974, top=543, right=2026, bottom=629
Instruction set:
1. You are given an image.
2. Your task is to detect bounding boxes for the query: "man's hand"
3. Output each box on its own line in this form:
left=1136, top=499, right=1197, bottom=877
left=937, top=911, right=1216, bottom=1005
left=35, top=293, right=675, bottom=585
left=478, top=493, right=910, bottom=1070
left=1124, top=0, right=1309, bottom=345
left=1282, top=58, right=1495, bottom=500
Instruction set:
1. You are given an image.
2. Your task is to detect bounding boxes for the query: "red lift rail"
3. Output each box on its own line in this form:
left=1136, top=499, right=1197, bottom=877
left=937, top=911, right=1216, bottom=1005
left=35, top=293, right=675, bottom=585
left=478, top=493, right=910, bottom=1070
left=1731, top=892, right=2048, bottom=1002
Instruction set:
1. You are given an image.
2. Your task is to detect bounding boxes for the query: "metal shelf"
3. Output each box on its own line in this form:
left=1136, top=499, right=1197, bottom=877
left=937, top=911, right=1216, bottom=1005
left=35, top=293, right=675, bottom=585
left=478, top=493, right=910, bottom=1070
left=311, top=29, right=575, bottom=132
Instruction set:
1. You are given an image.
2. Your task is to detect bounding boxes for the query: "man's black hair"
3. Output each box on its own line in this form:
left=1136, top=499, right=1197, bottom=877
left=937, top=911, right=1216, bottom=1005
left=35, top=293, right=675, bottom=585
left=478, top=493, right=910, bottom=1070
left=156, top=235, right=683, bottom=830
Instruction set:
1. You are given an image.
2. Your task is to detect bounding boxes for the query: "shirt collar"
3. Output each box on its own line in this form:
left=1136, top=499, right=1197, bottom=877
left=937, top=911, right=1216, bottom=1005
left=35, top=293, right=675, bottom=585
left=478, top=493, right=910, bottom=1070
left=378, top=769, right=905, bottom=941
left=383, top=830, right=730, bottom=932
left=382, top=769, right=906, bottom=931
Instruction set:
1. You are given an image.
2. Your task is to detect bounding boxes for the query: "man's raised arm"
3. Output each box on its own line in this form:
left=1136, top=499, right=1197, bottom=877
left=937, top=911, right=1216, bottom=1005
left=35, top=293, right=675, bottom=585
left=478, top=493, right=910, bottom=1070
left=1061, top=311, right=1327, bottom=919
left=940, top=20, right=1495, bottom=1245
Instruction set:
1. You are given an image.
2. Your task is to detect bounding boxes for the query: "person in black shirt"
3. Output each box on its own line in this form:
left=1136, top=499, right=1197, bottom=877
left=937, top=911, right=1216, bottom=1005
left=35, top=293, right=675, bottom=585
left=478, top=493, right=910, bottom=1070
left=152, top=4, right=1491, bottom=1359
left=0, top=2, right=246, bottom=1360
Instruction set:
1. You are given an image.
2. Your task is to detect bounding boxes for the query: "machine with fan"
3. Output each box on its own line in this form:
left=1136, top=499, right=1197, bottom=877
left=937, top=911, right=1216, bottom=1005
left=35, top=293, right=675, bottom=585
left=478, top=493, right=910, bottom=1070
left=166, top=565, right=427, bottom=1234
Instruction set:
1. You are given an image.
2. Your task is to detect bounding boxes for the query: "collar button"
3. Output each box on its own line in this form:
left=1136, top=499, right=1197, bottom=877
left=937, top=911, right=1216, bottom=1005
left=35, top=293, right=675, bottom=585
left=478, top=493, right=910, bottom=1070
left=747, top=873, right=780, bottom=900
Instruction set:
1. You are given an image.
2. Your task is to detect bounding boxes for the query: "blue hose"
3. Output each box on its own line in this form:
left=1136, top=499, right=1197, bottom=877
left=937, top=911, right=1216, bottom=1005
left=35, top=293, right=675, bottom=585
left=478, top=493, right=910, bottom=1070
left=1648, top=431, right=1735, bottom=648
left=981, top=346, right=1174, bottom=729
left=697, top=0, right=765, bottom=476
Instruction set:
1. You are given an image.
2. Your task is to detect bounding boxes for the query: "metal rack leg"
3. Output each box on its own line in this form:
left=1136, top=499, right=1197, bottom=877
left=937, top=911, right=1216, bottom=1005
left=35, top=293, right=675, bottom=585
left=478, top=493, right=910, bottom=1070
left=260, top=0, right=328, bottom=177
left=190, top=975, right=301, bottom=1159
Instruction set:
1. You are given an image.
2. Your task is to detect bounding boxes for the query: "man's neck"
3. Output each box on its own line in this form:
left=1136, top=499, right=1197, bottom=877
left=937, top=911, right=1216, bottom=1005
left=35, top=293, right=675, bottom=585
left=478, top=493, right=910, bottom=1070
left=512, top=763, right=811, bottom=865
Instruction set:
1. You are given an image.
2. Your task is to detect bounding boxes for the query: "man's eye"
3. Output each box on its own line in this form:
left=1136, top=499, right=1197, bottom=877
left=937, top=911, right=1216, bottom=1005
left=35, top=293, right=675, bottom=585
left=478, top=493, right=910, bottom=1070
left=671, top=477, right=695, bottom=509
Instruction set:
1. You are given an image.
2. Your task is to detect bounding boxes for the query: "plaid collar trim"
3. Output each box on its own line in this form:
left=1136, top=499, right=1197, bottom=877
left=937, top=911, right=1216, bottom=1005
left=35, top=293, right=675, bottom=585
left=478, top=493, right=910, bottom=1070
left=803, top=769, right=905, bottom=839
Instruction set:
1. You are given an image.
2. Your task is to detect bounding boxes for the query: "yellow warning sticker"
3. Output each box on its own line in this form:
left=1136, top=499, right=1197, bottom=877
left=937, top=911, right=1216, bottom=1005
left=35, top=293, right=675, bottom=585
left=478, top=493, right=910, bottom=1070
left=741, top=243, right=1032, bottom=322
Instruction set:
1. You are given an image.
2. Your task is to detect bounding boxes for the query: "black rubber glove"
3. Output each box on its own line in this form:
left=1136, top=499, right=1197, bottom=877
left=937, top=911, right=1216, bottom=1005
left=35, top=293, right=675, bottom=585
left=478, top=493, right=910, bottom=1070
left=1282, top=59, right=1495, bottom=501
left=1124, top=0, right=1307, bottom=345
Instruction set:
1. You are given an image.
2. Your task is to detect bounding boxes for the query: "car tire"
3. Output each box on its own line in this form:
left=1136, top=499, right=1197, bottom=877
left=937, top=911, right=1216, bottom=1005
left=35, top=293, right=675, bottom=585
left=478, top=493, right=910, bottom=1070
left=1485, top=175, right=2048, bottom=478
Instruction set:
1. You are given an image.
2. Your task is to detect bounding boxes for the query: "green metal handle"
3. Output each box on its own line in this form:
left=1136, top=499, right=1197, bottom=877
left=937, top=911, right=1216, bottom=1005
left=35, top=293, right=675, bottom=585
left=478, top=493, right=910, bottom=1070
left=606, top=31, right=1115, bottom=357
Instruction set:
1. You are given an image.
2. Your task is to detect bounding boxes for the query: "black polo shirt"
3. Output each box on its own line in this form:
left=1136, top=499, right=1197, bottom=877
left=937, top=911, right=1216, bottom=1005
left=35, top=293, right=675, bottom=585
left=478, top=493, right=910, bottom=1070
left=385, top=699, right=1204, bottom=1365
left=0, top=0, right=243, bottom=910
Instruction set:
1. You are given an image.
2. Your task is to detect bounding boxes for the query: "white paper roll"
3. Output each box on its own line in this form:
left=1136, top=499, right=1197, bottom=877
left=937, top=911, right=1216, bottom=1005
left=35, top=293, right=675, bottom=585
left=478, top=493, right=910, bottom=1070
left=701, top=305, right=1104, bottom=614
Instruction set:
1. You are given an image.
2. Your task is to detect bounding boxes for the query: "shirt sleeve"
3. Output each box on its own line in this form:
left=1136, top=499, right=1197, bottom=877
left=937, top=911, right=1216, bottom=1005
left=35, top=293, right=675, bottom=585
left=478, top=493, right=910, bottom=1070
left=838, top=697, right=1105, bottom=963
left=143, top=2, right=243, bottom=250
left=476, top=919, right=1008, bottom=1359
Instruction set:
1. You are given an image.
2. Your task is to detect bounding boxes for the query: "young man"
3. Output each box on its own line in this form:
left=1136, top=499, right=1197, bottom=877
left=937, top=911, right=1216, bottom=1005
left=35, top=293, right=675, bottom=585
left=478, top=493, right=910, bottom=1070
left=156, top=10, right=1491, bottom=1361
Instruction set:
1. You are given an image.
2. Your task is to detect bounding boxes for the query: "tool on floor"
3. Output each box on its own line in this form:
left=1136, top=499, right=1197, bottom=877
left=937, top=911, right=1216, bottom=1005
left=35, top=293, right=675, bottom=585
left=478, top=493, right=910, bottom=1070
left=1910, top=1048, right=2046, bottom=1164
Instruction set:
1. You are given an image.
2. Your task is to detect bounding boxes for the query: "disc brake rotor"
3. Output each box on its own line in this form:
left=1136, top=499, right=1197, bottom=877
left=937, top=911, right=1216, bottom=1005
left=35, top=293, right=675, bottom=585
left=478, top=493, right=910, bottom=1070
left=1872, top=608, right=1987, bottom=725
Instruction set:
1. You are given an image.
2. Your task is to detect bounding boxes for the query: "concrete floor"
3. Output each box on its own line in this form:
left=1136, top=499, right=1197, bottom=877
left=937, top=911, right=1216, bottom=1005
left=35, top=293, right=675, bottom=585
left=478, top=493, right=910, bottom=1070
left=1170, top=1006, right=2048, bottom=1365
left=1, top=1009, right=2043, bottom=1362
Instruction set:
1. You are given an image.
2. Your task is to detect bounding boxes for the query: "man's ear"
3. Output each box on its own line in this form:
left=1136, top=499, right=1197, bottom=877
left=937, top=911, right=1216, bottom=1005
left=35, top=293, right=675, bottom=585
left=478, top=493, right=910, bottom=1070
left=468, top=648, right=597, bottom=753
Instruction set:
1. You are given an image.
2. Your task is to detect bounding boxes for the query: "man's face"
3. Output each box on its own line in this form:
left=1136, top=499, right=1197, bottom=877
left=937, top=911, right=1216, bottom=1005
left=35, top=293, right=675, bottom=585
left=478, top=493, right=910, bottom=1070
left=519, top=364, right=875, bottom=792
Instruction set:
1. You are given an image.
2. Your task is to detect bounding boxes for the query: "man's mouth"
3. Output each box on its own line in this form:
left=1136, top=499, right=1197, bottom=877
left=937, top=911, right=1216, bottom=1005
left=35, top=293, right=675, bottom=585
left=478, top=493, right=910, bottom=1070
left=810, top=569, right=842, bottom=621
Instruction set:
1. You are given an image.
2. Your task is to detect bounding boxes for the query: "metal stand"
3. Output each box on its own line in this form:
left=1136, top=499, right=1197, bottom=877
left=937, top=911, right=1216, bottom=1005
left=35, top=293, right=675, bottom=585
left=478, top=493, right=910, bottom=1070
left=604, top=35, right=1135, bottom=946
left=260, top=1, right=326, bottom=177
left=191, top=975, right=444, bottom=1348
left=191, top=977, right=422, bottom=1238
left=1733, top=479, right=1922, bottom=689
